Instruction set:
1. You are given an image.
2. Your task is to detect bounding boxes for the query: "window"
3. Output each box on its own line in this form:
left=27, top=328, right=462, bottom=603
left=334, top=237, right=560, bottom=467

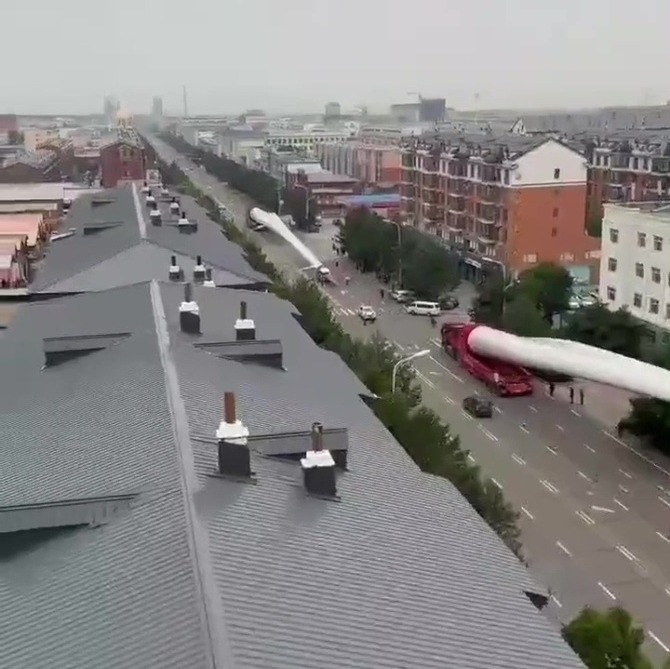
left=666, top=304, right=670, bottom=319
left=551, top=227, right=557, bottom=237
left=608, top=257, right=617, bottom=272
left=652, top=267, right=661, bottom=283
left=638, top=232, right=646, bottom=247
left=633, top=293, right=642, bottom=307
left=553, top=168, right=561, bottom=179
left=610, top=228, right=619, bottom=243
left=650, top=298, right=660, bottom=315
left=635, top=262, right=644, bottom=278
left=607, top=286, right=616, bottom=301
left=553, top=207, right=559, bottom=217
left=654, top=235, right=663, bottom=251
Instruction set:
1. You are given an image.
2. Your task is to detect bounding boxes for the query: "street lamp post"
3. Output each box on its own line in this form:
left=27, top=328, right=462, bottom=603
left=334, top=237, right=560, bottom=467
left=388, top=219, right=403, bottom=288
left=294, top=183, right=310, bottom=222
left=392, top=349, right=430, bottom=393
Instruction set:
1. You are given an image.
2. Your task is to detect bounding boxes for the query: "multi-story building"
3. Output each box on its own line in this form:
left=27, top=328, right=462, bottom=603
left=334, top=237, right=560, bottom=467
left=289, top=170, right=360, bottom=221
left=599, top=201, right=670, bottom=345
left=100, top=138, right=145, bottom=188
left=401, top=136, right=598, bottom=281
left=317, top=142, right=402, bottom=188
left=587, top=135, right=670, bottom=221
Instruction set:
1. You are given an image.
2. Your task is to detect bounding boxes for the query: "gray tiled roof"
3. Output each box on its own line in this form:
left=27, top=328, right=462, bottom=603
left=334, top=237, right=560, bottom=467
left=31, top=184, right=267, bottom=293
left=0, top=281, right=584, bottom=669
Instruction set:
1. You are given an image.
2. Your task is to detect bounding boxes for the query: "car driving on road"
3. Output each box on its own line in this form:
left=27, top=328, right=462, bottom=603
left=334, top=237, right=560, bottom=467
left=462, top=395, right=494, bottom=418
left=405, top=300, right=441, bottom=316
left=390, top=289, right=414, bottom=303
left=357, top=305, right=377, bottom=323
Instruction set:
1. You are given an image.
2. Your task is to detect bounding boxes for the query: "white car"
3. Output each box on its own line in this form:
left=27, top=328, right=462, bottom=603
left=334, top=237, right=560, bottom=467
left=357, top=305, right=377, bottom=323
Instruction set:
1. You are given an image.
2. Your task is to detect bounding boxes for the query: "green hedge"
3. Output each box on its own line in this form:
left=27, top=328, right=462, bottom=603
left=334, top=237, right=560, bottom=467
left=148, top=137, right=523, bottom=558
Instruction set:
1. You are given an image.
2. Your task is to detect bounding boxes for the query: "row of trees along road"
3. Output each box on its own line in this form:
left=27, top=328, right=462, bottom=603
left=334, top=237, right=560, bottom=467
left=157, top=132, right=319, bottom=230
left=471, top=261, right=670, bottom=457
left=149, top=137, right=670, bottom=669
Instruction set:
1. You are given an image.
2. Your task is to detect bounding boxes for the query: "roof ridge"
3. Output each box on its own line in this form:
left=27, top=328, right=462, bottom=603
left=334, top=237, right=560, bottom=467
left=148, top=280, right=236, bottom=669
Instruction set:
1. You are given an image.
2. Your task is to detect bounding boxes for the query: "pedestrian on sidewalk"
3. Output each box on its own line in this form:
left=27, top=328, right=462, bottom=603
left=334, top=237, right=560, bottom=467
left=335, top=260, right=339, bottom=268
left=345, top=276, right=350, bottom=286
left=569, top=386, right=574, bottom=404
left=380, top=288, right=385, bottom=300
left=548, top=382, right=555, bottom=397
left=579, top=388, right=584, bottom=405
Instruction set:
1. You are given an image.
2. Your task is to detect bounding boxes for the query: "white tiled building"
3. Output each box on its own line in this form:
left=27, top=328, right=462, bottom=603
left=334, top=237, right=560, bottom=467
left=600, top=202, right=670, bottom=340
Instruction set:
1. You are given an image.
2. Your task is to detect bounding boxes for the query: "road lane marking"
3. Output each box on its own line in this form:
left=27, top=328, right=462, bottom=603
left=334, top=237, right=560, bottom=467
left=616, top=545, right=639, bottom=562
left=603, top=430, right=670, bottom=479
left=491, top=478, right=503, bottom=490
left=529, top=405, right=538, bottom=413
left=657, top=531, right=670, bottom=544
left=660, top=496, right=670, bottom=509
left=550, top=594, right=562, bottom=608
left=591, top=505, right=615, bottom=514
left=665, top=586, right=670, bottom=597
left=444, top=395, right=455, bottom=405
left=541, top=480, right=559, bottom=494
left=520, top=424, right=530, bottom=434
left=467, top=453, right=475, bottom=463
left=461, top=410, right=473, bottom=421
left=512, top=454, right=526, bottom=466
left=556, top=541, right=572, bottom=557
left=546, top=445, right=557, bottom=455
left=614, top=498, right=629, bottom=511
left=480, top=427, right=498, bottom=442
left=618, top=484, right=630, bottom=494
left=570, top=409, right=581, bottom=416
left=430, top=338, right=441, bottom=347
left=584, top=443, right=596, bottom=453
left=521, top=506, right=534, bottom=520
left=578, top=470, right=592, bottom=482
left=556, top=424, right=565, bottom=431
left=494, top=406, right=503, bottom=414
left=619, top=468, right=633, bottom=479
left=394, top=341, right=405, bottom=351
left=598, top=582, right=617, bottom=601
left=648, top=631, right=670, bottom=653
left=428, top=355, right=464, bottom=383
left=576, top=510, right=596, bottom=525
left=415, top=370, right=435, bottom=389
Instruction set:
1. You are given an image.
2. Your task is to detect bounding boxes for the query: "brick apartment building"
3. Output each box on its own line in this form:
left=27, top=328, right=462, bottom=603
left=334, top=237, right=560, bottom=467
left=587, top=135, right=670, bottom=221
left=288, top=170, right=360, bottom=220
left=400, top=136, right=599, bottom=282
left=317, top=142, right=402, bottom=190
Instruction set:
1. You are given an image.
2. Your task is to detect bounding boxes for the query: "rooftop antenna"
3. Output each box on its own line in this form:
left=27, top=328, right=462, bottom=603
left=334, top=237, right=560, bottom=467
left=182, top=84, right=189, bottom=119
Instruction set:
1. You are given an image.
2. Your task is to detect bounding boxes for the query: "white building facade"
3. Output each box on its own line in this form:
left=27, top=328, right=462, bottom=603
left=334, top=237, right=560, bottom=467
left=600, top=202, right=670, bottom=340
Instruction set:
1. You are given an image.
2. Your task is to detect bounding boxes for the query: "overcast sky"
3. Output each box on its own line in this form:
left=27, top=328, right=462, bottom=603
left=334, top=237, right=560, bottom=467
left=6, top=0, right=670, bottom=115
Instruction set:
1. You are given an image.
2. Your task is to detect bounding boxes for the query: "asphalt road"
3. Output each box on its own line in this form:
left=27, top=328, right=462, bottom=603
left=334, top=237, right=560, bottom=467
left=150, top=135, right=670, bottom=665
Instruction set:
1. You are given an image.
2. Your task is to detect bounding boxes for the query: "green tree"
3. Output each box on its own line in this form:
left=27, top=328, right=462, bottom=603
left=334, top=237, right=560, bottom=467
left=563, top=304, right=644, bottom=358
left=502, top=294, right=552, bottom=337
left=563, top=606, right=654, bottom=669
left=586, top=211, right=603, bottom=238
left=619, top=396, right=670, bottom=455
left=518, top=262, right=573, bottom=322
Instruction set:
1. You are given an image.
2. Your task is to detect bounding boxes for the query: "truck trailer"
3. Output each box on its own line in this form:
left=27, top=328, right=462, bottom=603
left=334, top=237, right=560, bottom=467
left=441, top=322, right=533, bottom=396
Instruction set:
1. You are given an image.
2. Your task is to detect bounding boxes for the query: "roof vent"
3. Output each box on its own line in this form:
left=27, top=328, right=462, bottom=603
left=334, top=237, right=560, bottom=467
left=168, top=254, right=183, bottom=281
left=234, top=301, right=255, bottom=341
left=140, top=183, right=150, bottom=195
left=149, top=204, right=162, bottom=225
left=82, top=221, right=122, bottom=235
left=178, top=211, right=197, bottom=233
left=43, top=332, right=130, bottom=368
left=160, top=186, right=170, bottom=199
left=203, top=267, right=216, bottom=287
left=193, top=255, right=206, bottom=282
left=215, top=392, right=252, bottom=478
left=301, top=422, right=337, bottom=497
left=179, top=283, right=200, bottom=335
left=169, top=199, right=180, bottom=214
left=145, top=193, right=156, bottom=207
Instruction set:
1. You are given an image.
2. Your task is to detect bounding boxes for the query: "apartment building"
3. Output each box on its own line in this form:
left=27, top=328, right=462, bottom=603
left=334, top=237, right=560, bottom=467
left=599, top=202, right=670, bottom=344
left=317, top=142, right=402, bottom=187
left=400, top=136, right=598, bottom=280
left=587, top=135, right=670, bottom=221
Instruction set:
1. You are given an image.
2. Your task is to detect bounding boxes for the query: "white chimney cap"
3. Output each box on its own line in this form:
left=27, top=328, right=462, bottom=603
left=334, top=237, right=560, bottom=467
left=203, top=279, right=216, bottom=287
left=169, top=201, right=179, bottom=208
left=150, top=208, right=161, bottom=217
left=141, top=185, right=150, bottom=194
left=146, top=194, right=155, bottom=202
left=179, top=301, right=199, bottom=314
left=301, top=449, right=335, bottom=469
left=216, top=419, right=249, bottom=445
left=169, top=264, right=180, bottom=273
left=234, top=318, right=255, bottom=330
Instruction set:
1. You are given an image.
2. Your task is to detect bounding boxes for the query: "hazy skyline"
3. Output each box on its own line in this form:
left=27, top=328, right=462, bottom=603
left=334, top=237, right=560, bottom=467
left=5, top=0, right=670, bottom=114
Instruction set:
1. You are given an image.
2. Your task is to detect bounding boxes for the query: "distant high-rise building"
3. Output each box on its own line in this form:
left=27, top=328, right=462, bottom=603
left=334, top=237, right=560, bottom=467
left=324, top=102, right=341, bottom=119
left=103, top=95, right=120, bottom=124
left=152, top=96, right=164, bottom=117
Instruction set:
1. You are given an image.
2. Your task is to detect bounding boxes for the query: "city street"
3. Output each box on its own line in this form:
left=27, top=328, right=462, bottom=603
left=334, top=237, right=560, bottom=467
left=150, top=135, right=670, bottom=664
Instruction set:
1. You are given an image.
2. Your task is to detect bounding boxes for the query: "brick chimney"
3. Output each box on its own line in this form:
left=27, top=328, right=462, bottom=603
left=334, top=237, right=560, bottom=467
left=141, top=182, right=150, bottom=195
left=234, top=301, right=255, bottom=341
left=301, top=422, right=336, bottom=497
left=149, top=201, right=161, bottom=225
left=193, top=255, right=206, bottom=282
left=168, top=254, right=182, bottom=281
left=203, top=267, right=216, bottom=288
left=145, top=191, right=156, bottom=207
left=216, top=392, right=251, bottom=478
left=179, top=282, right=200, bottom=335
left=169, top=197, right=180, bottom=214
